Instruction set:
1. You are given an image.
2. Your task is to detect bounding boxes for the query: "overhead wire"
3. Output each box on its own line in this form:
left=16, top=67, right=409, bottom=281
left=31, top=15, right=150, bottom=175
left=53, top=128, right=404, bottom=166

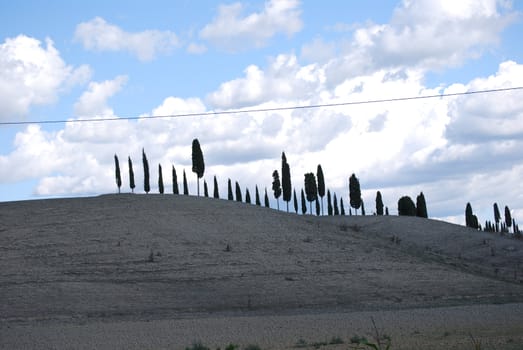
left=0, top=86, right=522, bottom=127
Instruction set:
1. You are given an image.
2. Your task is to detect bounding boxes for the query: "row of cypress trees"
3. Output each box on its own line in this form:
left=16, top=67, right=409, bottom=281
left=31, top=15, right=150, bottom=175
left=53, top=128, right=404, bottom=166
left=466, top=202, right=520, bottom=235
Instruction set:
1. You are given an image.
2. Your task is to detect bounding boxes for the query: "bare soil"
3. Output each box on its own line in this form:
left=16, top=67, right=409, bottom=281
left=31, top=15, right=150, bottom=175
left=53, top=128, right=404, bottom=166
left=1, top=194, right=523, bottom=349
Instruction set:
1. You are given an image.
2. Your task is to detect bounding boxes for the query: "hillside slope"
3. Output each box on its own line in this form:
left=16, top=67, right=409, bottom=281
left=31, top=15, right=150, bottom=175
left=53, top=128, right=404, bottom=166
left=1, top=194, right=523, bottom=324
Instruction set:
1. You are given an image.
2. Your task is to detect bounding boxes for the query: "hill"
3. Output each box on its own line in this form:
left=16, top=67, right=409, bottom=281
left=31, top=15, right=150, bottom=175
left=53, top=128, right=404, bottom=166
left=1, top=194, right=523, bottom=349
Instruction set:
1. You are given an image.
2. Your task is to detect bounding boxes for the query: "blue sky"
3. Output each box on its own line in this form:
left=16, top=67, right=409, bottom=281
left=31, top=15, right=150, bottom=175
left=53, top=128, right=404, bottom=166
left=1, top=0, right=523, bottom=225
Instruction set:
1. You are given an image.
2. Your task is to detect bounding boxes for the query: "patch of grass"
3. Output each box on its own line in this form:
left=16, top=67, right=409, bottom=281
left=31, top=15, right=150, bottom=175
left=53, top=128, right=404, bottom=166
left=243, top=345, right=261, bottom=350
left=329, top=336, right=344, bottom=345
left=294, top=339, right=308, bottom=348
left=186, top=342, right=210, bottom=350
left=311, top=341, right=328, bottom=349
left=225, top=344, right=239, bottom=350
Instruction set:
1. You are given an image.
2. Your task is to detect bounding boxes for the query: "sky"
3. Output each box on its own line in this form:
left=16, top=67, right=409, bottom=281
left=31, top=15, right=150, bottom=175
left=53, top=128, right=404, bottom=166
left=1, top=0, right=523, bottom=225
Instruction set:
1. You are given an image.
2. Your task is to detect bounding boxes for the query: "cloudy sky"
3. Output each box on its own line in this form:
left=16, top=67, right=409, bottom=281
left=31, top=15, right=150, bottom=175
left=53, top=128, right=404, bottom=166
left=1, top=0, right=523, bottom=224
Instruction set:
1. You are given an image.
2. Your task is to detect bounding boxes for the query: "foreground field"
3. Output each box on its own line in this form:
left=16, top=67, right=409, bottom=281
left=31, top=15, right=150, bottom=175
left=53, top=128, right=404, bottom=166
left=1, top=194, right=523, bottom=349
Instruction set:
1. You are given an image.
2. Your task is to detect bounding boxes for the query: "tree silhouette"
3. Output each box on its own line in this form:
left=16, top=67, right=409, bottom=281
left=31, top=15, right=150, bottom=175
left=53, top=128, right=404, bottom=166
left=114, top=154, right=122, bottom=193
left=333, top=193, right=339, bottom=215
left=361, top=200, right=366, bottom=216
left=301, top=189, right=307, bottom=214
left=304, top=173, right=318, bottom=214
left=376, top=191, right=384, bottom=215
left=316, top=164, right=325, bottom=215
left=255, top=185, right=261, bottom=206
left=172, top=166, right=179, bottom=194
left=128, top=156, right=135, bottom=193
left=281, top=152, right=292, bottom=212
left=349, top=173, right=361, bottom=214
left=385, top=207, right=389, bottom=215
left=245, top=188, right=251, bottom=204
left=213, top=175, right=219, bottom=199
left=264, top=188, right=270, bottom=208
left=315, top=198, right=320, bottom=216
left=493, top=203, right=501, bottom=232
left=505, top=206, right=512, bottom=228
left=142, top=148, right=150, bottom=194
left=272, top=170, right=282, bottom=210
left=158, top=164, right=164, bottom=194
left=327, top=190, right=333, bottom=216
left=416, top=192, right=428, bottom=218
left=203, top=180, right=209, bottom=197
left=183, top=169, right=188, bottom=195
left=340, top=198, right=346, bottom=215
left=191, top=139, right=205, bottom=196
left=235, top=181, right=242, bottom=202
left=228, top=179, right=233, bottom=200
left=465, top=202, right=474, bottom=228
left=398, top=196, right=416, bottom=216
left=293, top=189, right=298, bottom=214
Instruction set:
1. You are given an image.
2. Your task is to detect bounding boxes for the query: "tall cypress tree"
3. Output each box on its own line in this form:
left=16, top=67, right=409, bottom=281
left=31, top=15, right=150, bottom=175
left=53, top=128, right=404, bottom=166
left=349, top=173, right=361, bottom=214
left=317, top=165, right=325, bottom=215
left=114, top=154, right=122, bottom=193
left=416, top=192, right=428, bottom=218
left=128, top=156, right=135, bottom=193
left=183, top=169, right=189, bottom=195
left=255, top=185, right=261, bottom=206
left=493, top=203, right=501, bottom=232
left=300, top=189, right=307, bottom=215
left=235, top=181, right=242, bottom=202
left=228, top=179, right=233, bottom=200
left=376, top=191, right=384, bottom=215
left=272, top=170, right=282, bottom=210
left=281, top=152, right=292, bottom=212
left=385, top=207, right=389, bottom=215
left=315, top=198, right=320, bottom=216
left=245, top=188, right=251, bottom=204
left=264, top=188, right=270, bottom=208
left=158, top=164, right=164, bottom=194
left=304, top=173, right=318, bottom=214
left=203, top=180, right=209, bottom=197
left=191, top=139, right=205, bottom=196
left=213, top=175, right=219, bottom=199
left=172, top=166, right=179, bottom=194
left=333, top=193, right=339, bottom=215
left=340, top=198, right=346, bottom=215
left=142, top=148, right=150, bottom=194
left=327, top=190, right=333, bottom=216
left=465, top=202, right=474, bottom=227
left=505, top=206, right=512, bottom=228
left=361, top=200, right=366, bottom=216
left=293, top=189, right=298, bottom=214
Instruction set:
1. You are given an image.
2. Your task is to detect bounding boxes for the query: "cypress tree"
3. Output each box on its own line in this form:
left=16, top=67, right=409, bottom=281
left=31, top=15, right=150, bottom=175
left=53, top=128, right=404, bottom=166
left=272, top=170, right=282, bottom=210
left=114, top=154, right=122, bottom=193
left=158, top=164, right=164, bottom=194
left=416, top=192, right=428, bottom=218
left=361, top=200, right=366, bottom=216
left=349, top=173, right=361, bottom=214
left=333, top=193, right=339, bottom=215
left=191, top=139, right=205, bottom=196
left=315, top=198, right=320, bottom=216
left=465, top=202, right=473, bottom=227
left=228, top=179, right=233, bottom=200
left=235, top=181, right=242, bottom=202
left=304, top=173, right=318, bottom=214
left=172, top=166, right=179, bottom=194
left=340, top=198, right=346, bottom=215
left=142, top=148, right=150, bottom=194
left=493, top=203, right=501, bottom=232
left=327, top=190, right=333, bottom=216
left=398, top=196, right=416, bottom=216
left=293, top=189, right=298, bottom=214
left=300, top=189, right=307, bottom=215
left=281, top=152, right=292, bottom=212
left=128, top=156, right=135, bottom=193
left=255, top=185, right=261, bottom=206
left=317, top=164, right=325, bottom=215
left=183, top=169, right=188, bottom=195
left=245, top=188, right=251, bottom=204
left=385, top=207, right=389, bottom=215
left=203, top=180, right=209, bottom=197
left=505, top=206, right=512, bottom=228
left=213, top=175, right=219, bottom=199
left=264, top=188, right=270, bottom=208
left=376, top=191, right=384, bottom=215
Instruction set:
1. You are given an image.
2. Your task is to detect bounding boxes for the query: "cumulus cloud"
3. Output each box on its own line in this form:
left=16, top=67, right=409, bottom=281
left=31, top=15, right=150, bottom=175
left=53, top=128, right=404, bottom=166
left=74, top=17, right=180, bottom=61
left=0, top=35, right=91, bottom=121
left=74, top=75, right=128, bottom=117
left=200, top=0, right=302, bottom=51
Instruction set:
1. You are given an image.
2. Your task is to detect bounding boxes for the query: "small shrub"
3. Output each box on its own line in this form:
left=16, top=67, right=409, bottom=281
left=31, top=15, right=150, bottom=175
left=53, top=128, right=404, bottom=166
left=225, top=344, right=238, bottom=350
left=350, top=335, right=368, bottom=344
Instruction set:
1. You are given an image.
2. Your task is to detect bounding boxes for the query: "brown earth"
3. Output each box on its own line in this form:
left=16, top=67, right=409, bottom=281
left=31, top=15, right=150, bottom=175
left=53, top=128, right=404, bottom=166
left=1, top=194, right=523, bottom=349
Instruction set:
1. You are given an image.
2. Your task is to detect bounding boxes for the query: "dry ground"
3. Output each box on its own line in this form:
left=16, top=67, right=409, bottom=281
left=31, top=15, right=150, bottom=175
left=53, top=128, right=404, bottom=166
left=1, top=194, right=523, bottom=349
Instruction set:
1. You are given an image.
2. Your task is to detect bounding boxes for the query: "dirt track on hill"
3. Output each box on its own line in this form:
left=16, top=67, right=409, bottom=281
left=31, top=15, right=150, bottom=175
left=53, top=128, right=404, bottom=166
left=1, top=194, right=523, bottom=349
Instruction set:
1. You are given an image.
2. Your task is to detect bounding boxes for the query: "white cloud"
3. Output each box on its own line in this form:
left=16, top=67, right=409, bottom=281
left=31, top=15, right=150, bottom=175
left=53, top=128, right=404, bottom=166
left=0, top=35, right=91, bottom=121
left=74, top=76, right=128, bottom=117
left=74, top=17, right=180, bottom=61
left=200, top=0, right=302, bottom=51
left=186, top=42, right=207, bottom=54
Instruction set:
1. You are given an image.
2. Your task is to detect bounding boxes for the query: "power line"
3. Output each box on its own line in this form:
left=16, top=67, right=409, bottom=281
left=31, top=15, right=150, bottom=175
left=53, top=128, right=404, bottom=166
left=1, top=86, right=522, bottom=126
